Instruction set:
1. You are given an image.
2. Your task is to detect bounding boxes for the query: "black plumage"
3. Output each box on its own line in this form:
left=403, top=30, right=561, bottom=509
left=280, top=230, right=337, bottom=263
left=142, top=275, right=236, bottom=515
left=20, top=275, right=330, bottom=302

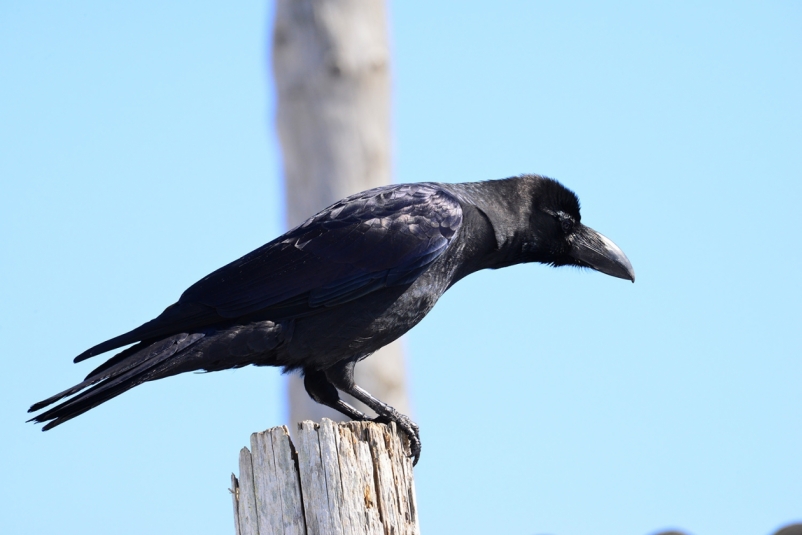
left=29, top=174, right=634, bottom=464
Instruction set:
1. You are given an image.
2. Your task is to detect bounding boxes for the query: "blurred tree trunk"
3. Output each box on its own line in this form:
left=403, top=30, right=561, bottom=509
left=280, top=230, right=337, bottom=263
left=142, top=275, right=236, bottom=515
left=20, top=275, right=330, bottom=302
left=271, top=0, right=411, bottom=424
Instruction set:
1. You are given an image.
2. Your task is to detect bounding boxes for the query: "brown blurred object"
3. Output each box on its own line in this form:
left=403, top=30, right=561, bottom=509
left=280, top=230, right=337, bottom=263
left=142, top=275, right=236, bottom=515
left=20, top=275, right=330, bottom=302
left=773, top=523, right=802, bottom=535
left=646, top=523, right=802, bottom=535
left=271, top=0, right=411, bottom=425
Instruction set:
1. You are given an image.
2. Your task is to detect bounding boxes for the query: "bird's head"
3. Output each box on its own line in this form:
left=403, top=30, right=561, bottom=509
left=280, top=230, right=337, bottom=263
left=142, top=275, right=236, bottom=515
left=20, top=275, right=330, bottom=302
left=526, top=176, right=635, bottom=282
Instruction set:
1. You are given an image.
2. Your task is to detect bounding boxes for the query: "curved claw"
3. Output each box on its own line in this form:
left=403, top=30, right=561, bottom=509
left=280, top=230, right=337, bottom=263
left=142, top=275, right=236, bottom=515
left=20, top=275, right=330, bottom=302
left=374, top=414, right=421, bottom=465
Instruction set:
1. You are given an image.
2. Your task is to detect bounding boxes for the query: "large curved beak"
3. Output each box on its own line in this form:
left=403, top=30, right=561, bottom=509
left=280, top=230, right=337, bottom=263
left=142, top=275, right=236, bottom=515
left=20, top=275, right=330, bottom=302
left=569, top=225, right=635, bottom=282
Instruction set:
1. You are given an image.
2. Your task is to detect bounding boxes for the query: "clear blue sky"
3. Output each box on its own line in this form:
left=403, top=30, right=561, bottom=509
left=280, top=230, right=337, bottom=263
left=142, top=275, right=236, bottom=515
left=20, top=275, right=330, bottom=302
left=1, top=2, right=800, bottom=535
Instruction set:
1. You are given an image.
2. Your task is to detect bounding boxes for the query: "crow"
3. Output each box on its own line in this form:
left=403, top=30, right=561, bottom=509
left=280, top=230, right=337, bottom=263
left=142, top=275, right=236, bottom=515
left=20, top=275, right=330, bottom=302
left=28, top=174, right=634, bottom=464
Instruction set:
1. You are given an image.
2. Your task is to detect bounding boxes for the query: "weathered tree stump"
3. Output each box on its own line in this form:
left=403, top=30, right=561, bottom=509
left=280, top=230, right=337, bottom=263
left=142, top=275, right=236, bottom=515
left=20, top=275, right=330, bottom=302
left=231, top=419, right=419, bottom=535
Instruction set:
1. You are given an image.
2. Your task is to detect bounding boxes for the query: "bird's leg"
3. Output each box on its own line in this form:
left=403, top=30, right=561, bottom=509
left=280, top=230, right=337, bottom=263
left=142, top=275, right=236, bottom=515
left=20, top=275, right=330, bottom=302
left=325, top=360, right=421, bottom=465
left=302, top=368, right=370, bottom=421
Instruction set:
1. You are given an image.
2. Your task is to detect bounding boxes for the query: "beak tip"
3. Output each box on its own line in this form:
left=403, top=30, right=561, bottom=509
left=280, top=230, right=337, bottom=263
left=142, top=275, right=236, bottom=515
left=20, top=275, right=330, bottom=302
left=569, top=225, right=635, bottom=284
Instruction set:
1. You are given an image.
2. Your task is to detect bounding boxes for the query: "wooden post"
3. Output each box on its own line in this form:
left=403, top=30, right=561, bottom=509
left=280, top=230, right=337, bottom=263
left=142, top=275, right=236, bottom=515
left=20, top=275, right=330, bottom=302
left=231, top=419, right=419, bottom=535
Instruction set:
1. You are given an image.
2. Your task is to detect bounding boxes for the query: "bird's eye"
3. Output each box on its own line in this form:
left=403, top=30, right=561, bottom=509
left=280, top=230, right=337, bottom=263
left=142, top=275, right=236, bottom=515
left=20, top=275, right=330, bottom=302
left=560, top=217, right=573, bottom=233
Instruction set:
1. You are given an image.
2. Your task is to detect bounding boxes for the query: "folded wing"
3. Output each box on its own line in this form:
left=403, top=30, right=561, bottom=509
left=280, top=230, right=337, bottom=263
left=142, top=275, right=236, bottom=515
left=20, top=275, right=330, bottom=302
left=74, top=183, right=463, bottom=362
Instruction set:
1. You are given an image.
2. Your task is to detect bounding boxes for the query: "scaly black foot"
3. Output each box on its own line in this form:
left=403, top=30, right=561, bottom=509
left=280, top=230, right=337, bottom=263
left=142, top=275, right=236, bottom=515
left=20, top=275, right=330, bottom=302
left=324, top=360, right=423, bottom=465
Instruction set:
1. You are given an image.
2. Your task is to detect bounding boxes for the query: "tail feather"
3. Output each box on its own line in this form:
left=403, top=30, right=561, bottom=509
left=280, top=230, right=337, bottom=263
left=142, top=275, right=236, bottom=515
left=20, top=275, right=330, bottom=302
left=35, top=370, right=152, bottom=430
left=29, top=332, right=205, bottom=429
left=28, top=375, right=107, bottom=414
left=83, top=342, right=147, bottom=380
left=28, top=342, right=150, bottom=413
left=72, top=302, right=218, bottom=363
left=83, top=332, right=204, bottom=382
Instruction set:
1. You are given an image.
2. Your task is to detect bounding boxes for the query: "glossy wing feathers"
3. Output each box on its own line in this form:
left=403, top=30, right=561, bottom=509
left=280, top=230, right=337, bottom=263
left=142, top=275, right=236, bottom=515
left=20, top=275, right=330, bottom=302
left=180, top=184, right=462, bottom=314
left=74, top=184, right=462, bottom=362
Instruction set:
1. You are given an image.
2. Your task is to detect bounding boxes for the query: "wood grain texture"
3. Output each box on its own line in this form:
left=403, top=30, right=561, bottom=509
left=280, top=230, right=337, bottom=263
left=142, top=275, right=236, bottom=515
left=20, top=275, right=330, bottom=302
left=238, top=447, right=260, bottom=535
left=297, top=421, right=340, bottom=535
left=317, top=420, right=345, bottom=532
left=250, top=430, right=284, bottom=535
left=232, top=420, right=419, bottom=535
left=270, top=427, right=306, bottom=535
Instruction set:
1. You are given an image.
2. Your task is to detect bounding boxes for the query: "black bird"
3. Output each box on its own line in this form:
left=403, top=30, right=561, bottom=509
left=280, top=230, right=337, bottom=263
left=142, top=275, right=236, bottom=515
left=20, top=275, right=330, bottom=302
left=28, top=174, right=634, bottom=464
